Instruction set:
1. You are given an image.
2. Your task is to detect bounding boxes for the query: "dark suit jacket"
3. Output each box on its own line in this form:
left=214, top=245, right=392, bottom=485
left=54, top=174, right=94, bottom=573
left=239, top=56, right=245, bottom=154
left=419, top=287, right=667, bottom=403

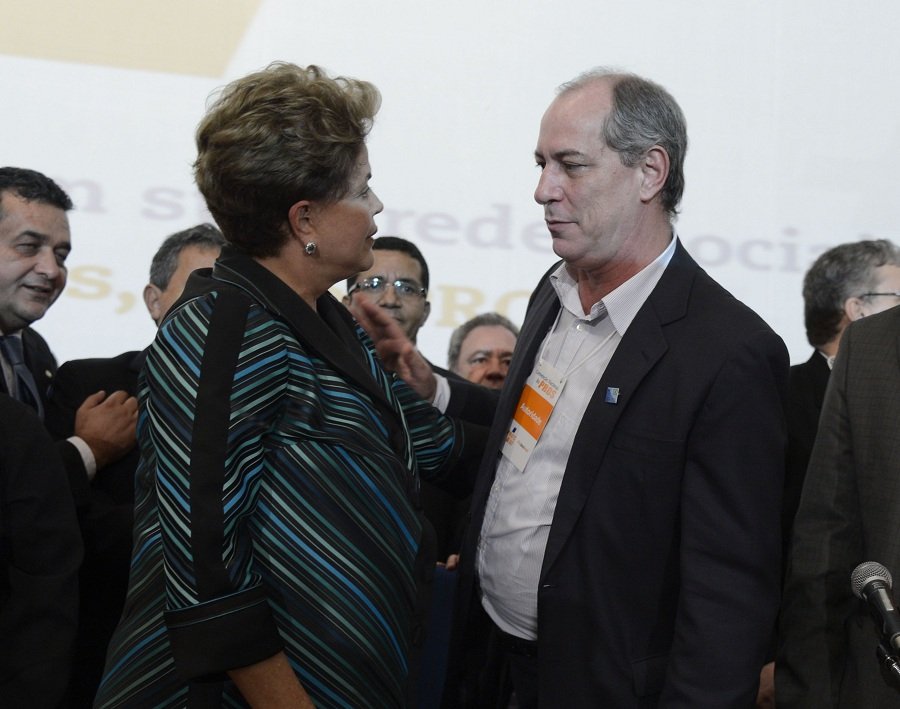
left=777, top=305, right=900, bottom=707
left=44, top=350, right=144, bottom=708
left=0, top=394, right=82, bottom=707
left=0, top=327, right=93, bottom=513
left=783, top=351, right=831, bottom=556
left=449, top=242, right=789, bottom=708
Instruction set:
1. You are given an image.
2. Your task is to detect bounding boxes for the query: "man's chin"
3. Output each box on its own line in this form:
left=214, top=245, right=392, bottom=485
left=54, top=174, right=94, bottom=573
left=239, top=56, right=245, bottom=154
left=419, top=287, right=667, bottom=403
left=15, top=303, right=52, bottom=327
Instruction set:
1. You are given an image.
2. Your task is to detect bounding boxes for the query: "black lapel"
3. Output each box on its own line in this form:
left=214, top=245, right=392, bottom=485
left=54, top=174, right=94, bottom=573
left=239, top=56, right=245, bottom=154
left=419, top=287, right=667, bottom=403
left=540, top=241, right=696, bottom=580
left=209, top=248, right=399, bottom=420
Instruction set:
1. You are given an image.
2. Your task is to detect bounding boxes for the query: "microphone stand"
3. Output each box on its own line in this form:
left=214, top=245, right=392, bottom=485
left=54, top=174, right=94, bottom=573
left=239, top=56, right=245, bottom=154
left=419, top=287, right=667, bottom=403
left=876, top=641, right=900, bottom=688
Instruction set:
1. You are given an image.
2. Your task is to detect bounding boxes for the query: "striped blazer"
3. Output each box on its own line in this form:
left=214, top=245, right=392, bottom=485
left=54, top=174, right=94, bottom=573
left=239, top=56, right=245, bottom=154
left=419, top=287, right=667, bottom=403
left=96, top=248, right=464, bottom=708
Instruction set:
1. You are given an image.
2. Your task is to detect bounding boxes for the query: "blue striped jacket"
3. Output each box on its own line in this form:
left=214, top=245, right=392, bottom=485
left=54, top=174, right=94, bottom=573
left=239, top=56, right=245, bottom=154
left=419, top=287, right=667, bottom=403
left=95, top=249, right=465, bottom=708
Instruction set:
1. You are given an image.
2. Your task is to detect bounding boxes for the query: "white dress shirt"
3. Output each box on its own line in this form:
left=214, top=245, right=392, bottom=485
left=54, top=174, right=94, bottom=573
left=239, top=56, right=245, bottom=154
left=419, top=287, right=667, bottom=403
left=477, top=237, right=676, bottom=639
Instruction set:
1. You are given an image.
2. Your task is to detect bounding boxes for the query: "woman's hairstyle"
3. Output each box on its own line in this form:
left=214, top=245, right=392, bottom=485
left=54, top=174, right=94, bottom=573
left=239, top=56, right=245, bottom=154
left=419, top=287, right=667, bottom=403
left=194, top=62, right=381, bottom=257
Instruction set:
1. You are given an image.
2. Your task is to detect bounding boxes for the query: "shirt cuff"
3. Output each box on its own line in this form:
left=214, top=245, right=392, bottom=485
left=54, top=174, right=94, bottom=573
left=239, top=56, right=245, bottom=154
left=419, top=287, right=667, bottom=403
left=432, top=373, right=450, bottom=413
left=164, top=584, right=284, bottom=680
left=67, top=436, right=97, bottom=481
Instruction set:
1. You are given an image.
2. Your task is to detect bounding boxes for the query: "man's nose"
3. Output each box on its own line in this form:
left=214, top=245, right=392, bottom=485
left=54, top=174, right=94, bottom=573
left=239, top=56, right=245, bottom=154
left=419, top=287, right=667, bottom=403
left=34, top=248, right=61, bottom=279
left=534, top=168, right=562, bottom=205
left=486, top=357, right=508, bottom=376
left=377, top=283, right=402, bottom=306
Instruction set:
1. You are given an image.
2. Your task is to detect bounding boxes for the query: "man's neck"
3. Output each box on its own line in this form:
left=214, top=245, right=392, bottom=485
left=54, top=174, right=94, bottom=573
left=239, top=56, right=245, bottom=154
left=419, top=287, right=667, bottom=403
left=572, top=227, right=673, bottom=314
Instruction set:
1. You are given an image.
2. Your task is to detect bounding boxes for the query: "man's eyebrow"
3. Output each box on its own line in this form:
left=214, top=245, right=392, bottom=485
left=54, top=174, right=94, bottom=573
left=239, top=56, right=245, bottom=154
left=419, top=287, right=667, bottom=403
left=16, top=230, right=71, bottom=250
left=534, top=148, right=589, bottom=161
left=468, top=347, right=514, bottom=358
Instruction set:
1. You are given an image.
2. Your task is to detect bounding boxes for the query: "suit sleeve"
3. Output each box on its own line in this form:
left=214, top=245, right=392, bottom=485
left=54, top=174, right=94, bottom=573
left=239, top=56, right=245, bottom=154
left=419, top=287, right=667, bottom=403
left=776, top=331, right=862, bottom=707
left=663, top=328, right=788, bottom=707
left=151, top=292, right=286, bottom=679
left=391, top=374, right=493, bottom=499
left=0, top=397, right=82, bottom=704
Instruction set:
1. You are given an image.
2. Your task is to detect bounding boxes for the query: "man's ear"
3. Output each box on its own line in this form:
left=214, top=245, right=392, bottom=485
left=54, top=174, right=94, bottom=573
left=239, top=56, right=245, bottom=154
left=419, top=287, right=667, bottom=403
left=287, top=200, right=315, bottom=237
left=639, top=146, right=670, bottom=204
left=843, top=295, right=867, bottom=321
left=143, top=283, right=163, bottom=324
left=420, top=300, right=431, bottom=327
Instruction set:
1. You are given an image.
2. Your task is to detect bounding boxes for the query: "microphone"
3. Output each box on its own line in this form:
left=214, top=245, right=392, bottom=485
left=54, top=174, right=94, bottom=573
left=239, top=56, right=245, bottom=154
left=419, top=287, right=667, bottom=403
left=851, top=561, right=900, bottom=654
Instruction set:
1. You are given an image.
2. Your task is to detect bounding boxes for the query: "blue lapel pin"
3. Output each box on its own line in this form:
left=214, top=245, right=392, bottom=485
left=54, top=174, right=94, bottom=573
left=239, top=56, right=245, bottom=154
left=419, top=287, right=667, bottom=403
left=605, top=387, right=620, bottom=404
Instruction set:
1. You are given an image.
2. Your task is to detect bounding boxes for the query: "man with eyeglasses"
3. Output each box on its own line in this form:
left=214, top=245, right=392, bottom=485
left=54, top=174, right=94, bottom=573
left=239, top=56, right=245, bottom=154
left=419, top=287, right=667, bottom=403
left=781, top=239, right=900, bottom=549
left=778, top=244, right=900, bottom=707
left=753, top=238, right=900, bottom=706
left=345, top=235, right=431, bottom=344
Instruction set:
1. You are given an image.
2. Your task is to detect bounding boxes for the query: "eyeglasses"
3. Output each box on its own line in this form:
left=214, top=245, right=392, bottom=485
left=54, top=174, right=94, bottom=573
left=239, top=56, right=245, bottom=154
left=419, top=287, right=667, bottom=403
left=348, top=276, right=427, bottom=300
left=858, top=292, right=900, bottom=299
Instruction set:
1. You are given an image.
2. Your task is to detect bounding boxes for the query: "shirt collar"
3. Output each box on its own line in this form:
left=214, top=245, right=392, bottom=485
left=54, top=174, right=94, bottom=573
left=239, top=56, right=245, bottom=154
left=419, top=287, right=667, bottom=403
left=550, top=234, right=677, bottom=335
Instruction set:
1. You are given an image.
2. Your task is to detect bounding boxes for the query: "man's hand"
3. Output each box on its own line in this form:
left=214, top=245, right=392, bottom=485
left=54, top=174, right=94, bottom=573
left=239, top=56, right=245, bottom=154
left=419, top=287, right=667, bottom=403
left=756, top=661, right=775, bottom=708
left=348, top=294, right=437, bottom=401
left=74, top=390, right=138, bottom=470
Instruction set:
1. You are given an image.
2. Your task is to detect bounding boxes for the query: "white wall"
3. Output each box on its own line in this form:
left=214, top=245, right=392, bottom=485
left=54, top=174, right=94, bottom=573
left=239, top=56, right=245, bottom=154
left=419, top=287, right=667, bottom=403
left=5, top=0, right=899, bottom=366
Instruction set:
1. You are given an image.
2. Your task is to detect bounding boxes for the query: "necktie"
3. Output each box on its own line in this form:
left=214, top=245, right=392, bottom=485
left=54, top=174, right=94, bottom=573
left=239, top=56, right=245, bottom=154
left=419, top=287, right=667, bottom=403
left=0, top=335, right=45, bottom=420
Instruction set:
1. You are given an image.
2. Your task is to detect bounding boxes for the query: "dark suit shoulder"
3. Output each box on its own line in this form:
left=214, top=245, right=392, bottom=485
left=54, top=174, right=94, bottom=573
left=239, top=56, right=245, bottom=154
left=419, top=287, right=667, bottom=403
left=55, top=350, right=144, bottom=390
left=842, top=302, right=900, bottom=344
left=648, top=247, right=787, bottom=369
left=788, top=353, right=829, bottom=404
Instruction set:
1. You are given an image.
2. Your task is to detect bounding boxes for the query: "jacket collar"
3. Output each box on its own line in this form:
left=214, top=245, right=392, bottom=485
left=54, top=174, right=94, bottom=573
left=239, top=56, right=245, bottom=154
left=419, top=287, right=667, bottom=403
left=197, top=246, right=397, bottom=415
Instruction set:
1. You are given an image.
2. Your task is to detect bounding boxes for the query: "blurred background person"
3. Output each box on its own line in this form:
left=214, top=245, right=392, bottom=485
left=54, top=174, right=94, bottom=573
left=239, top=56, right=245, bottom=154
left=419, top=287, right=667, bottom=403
left=345, top=235, right=431, bottom=345
left=783, top=238, right=900, bottom=540
left=44, top=223, right=223, bottom=707
left=96, top=62, right=474, bottom=708
left=777, top=303, right=900, bottom=707
left=756, top=238, right=900, bottom=707
left=755, top=238, right=900, bottom=708
left=447, top=312, right=519, bottom=391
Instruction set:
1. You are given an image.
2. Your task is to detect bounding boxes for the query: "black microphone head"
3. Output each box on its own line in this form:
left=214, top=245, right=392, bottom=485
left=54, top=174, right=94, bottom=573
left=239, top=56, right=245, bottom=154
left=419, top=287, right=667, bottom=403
left=851, top=561, right=893, bottom=598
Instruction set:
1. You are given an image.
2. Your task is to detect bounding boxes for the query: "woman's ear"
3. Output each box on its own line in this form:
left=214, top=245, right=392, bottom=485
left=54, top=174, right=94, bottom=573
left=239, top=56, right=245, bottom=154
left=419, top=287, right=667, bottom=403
left=287, top=200, right=314, bottom=237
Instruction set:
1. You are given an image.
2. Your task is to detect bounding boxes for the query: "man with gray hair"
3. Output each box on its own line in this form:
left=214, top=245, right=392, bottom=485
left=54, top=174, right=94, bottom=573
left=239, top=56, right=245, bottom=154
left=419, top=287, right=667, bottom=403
left=409, top=68, right=790, bottom=707
left=783, top=238, right=900, bottom=542
left=447, top=312, right=519, bottom=390
left=752, top=239, right=900, bottom=706
left=777, top=266, right=900, bottom=706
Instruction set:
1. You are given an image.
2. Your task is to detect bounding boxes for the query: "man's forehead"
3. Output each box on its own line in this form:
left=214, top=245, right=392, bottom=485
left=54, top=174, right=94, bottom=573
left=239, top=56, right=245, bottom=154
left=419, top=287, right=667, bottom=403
left=464, top=325, right=517, bottom=345
left=537, top=86, right=611, bottom=151
left=365, top=249, right=423, bottom=280
left=0, top=191, right=71, bottom=243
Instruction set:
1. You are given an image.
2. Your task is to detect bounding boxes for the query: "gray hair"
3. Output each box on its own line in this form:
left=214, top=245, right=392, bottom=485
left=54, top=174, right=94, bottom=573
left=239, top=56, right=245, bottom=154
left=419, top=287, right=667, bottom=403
left=447, top=312, right=520, bottom=371
left=559, top=68, right=688, bottom=218
left=803, top=238, right=900, bottom=347
left=149, top=223, right=225, bottom=290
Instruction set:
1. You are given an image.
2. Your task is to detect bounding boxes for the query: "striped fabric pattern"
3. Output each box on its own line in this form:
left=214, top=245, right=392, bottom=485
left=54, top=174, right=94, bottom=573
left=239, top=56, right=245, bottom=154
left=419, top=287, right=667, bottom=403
left=95, top=278, right=459, bottom=708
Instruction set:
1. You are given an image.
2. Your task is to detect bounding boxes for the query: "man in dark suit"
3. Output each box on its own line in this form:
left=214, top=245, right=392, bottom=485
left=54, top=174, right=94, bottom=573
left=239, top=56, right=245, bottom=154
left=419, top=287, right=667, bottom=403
left=777, top=304, right=900, bottom=707
left=422, top=69, right=788, bottom=708
left=783, top=239, right=900, bottom=541
left=754, top=239, right=900, bottom=705
left=43, top=223, right=223, bottom=706
left=0, top=167, right=138, bottom=517
left=1, top=393, right=82, bottom=706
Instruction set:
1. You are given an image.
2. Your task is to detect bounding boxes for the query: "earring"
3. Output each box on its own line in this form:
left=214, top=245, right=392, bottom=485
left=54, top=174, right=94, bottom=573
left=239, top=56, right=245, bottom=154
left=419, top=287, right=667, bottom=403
left=304, top=242, right=317, bottom=255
